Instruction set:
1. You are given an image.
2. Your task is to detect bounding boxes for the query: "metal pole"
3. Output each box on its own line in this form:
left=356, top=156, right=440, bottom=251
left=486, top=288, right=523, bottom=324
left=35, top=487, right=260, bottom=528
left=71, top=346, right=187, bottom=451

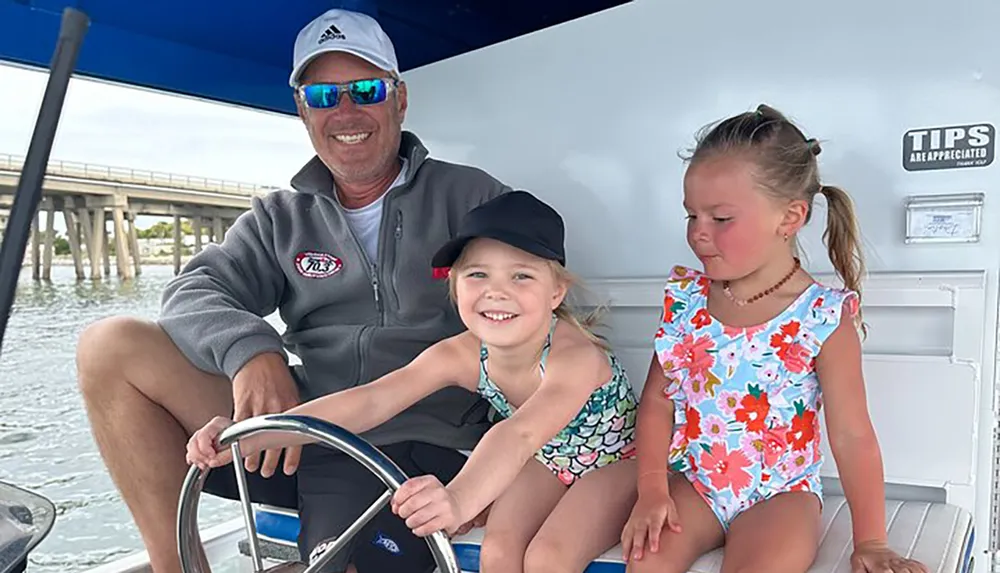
left=0, top=8, right=90, bottom=355
left=230, top=442, right=264, bottom=572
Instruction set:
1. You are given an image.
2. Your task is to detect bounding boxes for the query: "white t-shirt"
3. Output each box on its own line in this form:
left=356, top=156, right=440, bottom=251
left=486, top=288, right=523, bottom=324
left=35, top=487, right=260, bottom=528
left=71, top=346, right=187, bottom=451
left=341, top=158, right=408, bottom=263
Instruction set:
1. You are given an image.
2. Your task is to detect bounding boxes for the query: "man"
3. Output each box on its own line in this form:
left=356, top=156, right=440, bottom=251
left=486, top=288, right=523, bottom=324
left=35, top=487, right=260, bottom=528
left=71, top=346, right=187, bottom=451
left=76, top=8, right=509, bottom=573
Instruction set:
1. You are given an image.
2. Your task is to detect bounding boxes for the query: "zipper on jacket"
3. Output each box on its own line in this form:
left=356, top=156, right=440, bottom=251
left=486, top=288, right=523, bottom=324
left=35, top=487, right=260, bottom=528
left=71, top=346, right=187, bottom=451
left=390, top=210, right=402, bottom=309
left=351, top=164, right=411, bottom=386
left=371, top=263, right=382, bottom=312
left=331, top=196, right=382, bottom=312
left=322, top=193, right=381, bottom=387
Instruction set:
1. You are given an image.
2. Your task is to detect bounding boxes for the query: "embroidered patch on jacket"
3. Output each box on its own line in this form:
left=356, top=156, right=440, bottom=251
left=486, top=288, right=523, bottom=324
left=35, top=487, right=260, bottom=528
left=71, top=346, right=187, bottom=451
left=309, top=537, right=337, bottom=564
left=294, top=251, right=343, bottom=278
left=371, top=531, right=402, bottom=555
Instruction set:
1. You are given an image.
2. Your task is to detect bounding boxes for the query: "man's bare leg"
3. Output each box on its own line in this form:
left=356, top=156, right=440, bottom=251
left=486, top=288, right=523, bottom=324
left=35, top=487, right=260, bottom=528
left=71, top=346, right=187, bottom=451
left=77, top=317, right=233, bottom=573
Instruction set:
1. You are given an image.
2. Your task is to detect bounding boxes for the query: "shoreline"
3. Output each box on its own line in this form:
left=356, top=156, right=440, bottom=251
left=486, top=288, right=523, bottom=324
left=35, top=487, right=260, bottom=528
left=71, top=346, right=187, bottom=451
left=20, top=254, right=195, bottom=267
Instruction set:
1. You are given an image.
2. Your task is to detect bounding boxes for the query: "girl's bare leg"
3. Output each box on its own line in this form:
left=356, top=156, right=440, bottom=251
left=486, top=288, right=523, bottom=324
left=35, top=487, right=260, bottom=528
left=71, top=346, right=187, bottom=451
left=626, top=474, right=725, bottom=573
left=478, top=459, right=567, bottom=573
left=720, top=491, right=822, bottom=573
left=523, top=458, right=638, bottom=573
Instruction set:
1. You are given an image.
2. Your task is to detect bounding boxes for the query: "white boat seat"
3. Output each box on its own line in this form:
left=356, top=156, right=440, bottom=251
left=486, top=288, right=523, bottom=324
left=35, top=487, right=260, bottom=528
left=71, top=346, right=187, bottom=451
left=251, top=495, right=974, bottom=572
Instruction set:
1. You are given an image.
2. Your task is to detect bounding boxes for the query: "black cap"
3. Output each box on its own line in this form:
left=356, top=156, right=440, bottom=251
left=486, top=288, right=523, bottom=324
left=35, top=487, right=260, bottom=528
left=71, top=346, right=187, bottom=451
left=431, top=190, right=566, bottom=268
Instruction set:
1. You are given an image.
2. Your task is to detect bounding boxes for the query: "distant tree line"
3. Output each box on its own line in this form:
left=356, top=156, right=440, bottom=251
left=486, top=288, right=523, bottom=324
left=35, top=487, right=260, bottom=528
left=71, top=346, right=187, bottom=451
left=136, top=220, right=195, bottom=239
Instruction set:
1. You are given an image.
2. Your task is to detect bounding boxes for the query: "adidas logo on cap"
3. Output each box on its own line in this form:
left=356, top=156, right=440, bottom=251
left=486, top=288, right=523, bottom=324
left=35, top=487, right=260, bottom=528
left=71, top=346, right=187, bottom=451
left=318, top=24, right=345, bottom=44
left=290, top=9, right=400, bottom=87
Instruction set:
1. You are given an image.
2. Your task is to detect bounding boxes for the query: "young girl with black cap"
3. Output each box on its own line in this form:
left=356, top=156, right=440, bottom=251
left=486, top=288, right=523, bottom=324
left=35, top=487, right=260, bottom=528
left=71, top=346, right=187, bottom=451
left=187, top=190, right=640, bottom=571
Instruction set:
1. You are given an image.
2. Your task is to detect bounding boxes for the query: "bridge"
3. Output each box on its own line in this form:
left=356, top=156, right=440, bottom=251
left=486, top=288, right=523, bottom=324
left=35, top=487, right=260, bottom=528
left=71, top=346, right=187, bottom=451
left=0, top=153, right=276, bottom=280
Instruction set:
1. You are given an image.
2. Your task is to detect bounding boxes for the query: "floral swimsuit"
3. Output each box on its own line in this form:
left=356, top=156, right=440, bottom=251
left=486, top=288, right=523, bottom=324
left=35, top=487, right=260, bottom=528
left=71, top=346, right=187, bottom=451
left=653, top=266, right=859, bottom=529
left=478, top=316, right=638, bottom=486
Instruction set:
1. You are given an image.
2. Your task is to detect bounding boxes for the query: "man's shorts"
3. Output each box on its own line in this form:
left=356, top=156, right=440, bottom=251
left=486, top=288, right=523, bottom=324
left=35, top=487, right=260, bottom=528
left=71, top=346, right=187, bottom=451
left=203, top=440, right=468, bottom=573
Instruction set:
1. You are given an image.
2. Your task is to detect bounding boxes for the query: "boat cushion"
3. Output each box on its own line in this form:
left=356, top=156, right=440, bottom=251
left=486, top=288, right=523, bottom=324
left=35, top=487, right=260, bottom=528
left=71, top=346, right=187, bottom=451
left=252, top=495, right=974, bottom=572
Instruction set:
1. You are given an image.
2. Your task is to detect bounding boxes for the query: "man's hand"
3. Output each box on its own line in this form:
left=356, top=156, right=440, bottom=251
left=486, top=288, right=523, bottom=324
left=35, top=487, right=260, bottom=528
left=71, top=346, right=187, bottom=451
left=232, top=352, right=301, bottom=477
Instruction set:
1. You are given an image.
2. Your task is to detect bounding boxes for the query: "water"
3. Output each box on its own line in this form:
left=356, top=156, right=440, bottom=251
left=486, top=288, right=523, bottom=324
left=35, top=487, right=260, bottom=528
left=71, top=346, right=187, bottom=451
left=0, top=265, right=242, bottom=572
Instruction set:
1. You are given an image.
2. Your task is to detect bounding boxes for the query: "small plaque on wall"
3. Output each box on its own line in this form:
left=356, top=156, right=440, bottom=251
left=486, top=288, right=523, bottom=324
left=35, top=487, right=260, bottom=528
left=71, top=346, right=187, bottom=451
left=904, top=192, right=984, bottom=244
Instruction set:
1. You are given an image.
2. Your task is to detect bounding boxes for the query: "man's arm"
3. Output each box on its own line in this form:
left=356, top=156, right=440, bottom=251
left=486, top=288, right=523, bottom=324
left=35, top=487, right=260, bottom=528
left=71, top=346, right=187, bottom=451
left=158, top=195, right=286, bottom=380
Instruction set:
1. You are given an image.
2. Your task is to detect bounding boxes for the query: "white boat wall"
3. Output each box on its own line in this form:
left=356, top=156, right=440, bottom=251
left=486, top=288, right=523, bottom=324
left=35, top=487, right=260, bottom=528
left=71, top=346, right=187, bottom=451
left=84, top=0, right=997, bottom=571
left=399, top=0, right=999, bottom=569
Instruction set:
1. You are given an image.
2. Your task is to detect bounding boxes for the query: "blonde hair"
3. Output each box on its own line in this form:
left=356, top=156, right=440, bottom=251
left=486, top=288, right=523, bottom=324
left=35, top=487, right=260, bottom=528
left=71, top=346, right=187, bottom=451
left=446, top=250, right=610, bottom=350
left=684, top=104, right=867, bottom=334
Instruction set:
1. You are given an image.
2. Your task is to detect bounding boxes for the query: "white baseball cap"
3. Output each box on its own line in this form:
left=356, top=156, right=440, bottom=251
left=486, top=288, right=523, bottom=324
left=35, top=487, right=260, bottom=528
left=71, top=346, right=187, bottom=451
left=289, top=9, right=400, bottom=87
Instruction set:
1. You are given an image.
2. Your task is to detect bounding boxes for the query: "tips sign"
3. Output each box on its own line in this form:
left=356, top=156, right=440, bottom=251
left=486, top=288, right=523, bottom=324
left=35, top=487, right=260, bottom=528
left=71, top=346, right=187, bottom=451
left=903, top=123, right=994, bottom=171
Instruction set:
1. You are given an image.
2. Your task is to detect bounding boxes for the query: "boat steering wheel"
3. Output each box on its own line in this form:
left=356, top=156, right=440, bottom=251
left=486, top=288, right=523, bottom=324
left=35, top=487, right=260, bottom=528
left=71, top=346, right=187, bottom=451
left=176, top=414, right=461, bottom=573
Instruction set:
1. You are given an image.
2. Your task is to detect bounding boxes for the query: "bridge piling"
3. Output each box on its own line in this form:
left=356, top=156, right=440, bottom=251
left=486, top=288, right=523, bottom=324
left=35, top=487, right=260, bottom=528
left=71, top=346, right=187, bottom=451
left=30, top=212, right=40, bottom=280
left=77, top=206, right=95, bottom=279
left=126, top=211, right=141, bottom=277
left=101, top=220, right=111, bottom=278
left=172, top=213, right=182, bottom=275
left=212, top=217, right=223, bottom=244
left=192, top=216, right=203, bottom=253
left=111, top=205, right=132, bottom=280
left=1, top=152, right=268, bottom=280
left=42, top=205, right=55, bottom=281
left=59, top=196, right=85, bottom=280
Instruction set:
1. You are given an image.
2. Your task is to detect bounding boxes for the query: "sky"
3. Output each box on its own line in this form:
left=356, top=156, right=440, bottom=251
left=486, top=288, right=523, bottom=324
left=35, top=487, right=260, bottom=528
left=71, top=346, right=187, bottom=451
left=0, top=62, right=316, bottom=230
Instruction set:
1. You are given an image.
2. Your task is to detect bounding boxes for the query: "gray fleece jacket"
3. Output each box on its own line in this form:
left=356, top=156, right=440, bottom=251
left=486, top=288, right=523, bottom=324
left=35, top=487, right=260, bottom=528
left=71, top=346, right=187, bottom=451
left=158, top=131, right=510, bottom=450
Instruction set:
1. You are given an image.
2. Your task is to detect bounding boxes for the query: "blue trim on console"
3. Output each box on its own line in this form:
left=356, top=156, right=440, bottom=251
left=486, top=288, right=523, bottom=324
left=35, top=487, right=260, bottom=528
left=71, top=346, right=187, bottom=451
left=254, top=510, right=300, bottom=545
left=452, top=543, right=627, bottom=573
